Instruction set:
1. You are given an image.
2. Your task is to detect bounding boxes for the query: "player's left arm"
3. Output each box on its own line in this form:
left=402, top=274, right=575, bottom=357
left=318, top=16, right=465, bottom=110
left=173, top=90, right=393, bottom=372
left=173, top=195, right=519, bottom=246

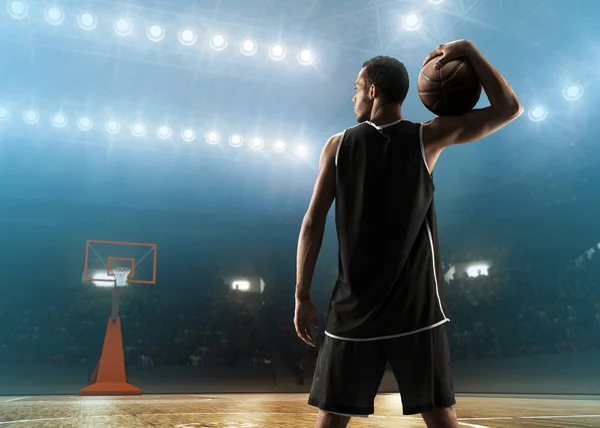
left=422, top=40, right=524, bottom=171
left=295, top=133, right=340, bottom=301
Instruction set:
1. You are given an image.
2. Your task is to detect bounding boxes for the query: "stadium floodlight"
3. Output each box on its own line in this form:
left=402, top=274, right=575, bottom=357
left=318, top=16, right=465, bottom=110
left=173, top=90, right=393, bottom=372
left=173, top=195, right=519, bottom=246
left=402, top=12, right=422, bottom=31
left=77, top=116, right=93, bottom=131
left=78, top=12, right=97, bottom=31
left=269, top=44, right=286, bottom=61
left=179, top=28, right=197, bottom=46
left=156, top=125, right=172, bottom=139
left=114, top=18, right=133, bottom=36
left=23, top=109, right=40, bottom=125
left=181, top=128, right=196, bottom=142
left=105, top=120, right=121, bottom=134
left=205, top=131, right=220, bottom=144
left=131, top=122, right=147, bottom=137
left=0, top=107, right=10, bottom=121
left=7, top=1, right=28, bottom=20
left=528, top=106, right=547, bottom=122
left=147, top=24, right=165, bottom=42
left=295, top=144, right=308, bottom=157
left=44, top=6, right=65, bottom=25
left=51, top=112, right=68, bottom=128
left=209, top=34, right=227, bottom=51
left=563, top=84, right=584, bottom=101
left=273, top=139, right=287, bottom=152
left=229, top=134, right=243, bottom=147
left=251, top=137, right=263, bottom=149
left=297, top=49, right=315, bottom=65
left=240, top=38, right=257, bottom=56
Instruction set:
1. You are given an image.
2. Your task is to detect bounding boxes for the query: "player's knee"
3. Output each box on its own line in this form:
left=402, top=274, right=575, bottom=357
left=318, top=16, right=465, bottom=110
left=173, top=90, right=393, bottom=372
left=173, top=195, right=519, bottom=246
left=421, top=406, right=458, bottom=428
left=315, top=410, right=351, bottom=428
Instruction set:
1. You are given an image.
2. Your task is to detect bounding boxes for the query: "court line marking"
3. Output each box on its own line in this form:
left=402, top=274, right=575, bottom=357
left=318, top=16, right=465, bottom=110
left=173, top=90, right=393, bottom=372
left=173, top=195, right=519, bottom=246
left=457, top=418, right=513, bottom=421
left=522, top=414, right=600, bottom=419
left=3, top=397, right=30, bottom=403
left=7, top=397, right=213, bottom=402
left=459, top=415, right=600, bottom=420
left=1, top=412, right=600, bottom=425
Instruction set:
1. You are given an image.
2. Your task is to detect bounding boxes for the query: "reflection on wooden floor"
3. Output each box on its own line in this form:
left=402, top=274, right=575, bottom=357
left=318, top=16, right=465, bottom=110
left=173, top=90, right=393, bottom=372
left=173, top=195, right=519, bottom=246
left=0, top=393, right=599, bottom=427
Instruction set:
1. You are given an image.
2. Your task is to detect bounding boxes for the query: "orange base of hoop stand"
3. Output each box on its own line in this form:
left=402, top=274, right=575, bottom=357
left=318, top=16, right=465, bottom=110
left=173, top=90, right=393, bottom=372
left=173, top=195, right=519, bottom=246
left=79, top=317, right=142, bottom=396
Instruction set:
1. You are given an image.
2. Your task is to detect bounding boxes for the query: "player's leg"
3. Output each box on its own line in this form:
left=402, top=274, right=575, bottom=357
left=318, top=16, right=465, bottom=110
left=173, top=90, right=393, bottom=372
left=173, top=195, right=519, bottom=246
left=315, top=410, right=350, bottom=428
left=386, top=325, right=458, bottom=428
left=421, top=406, right=458, bottom=428
left=308, top=335, right=386, bottom=428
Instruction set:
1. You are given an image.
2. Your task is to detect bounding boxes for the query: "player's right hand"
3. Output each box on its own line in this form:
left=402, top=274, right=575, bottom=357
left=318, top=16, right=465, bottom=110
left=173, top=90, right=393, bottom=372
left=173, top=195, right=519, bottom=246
left=422, top=39, right=475, bottom=70
left=294, top=297, right=320, bottom=347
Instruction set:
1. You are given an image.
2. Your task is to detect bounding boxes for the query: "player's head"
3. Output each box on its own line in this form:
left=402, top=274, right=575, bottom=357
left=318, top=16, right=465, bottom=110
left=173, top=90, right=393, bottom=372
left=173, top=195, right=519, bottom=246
left=353, top=56, right=410, bottom=122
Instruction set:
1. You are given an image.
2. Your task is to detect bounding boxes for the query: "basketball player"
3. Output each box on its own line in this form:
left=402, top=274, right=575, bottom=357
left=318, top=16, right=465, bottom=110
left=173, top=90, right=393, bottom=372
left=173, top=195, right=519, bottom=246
left=294, top=39, right=522, bottom=428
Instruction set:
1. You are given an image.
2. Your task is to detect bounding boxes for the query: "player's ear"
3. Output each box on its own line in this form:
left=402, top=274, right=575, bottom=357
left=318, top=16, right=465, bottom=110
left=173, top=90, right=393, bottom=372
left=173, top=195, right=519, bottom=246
left=369, top=84, right=376, bottom=100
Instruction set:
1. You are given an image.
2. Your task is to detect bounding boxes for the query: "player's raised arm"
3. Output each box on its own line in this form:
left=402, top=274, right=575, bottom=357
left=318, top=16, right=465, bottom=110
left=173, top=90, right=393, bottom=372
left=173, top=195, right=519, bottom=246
left=422, top=40, right=523, bottom=159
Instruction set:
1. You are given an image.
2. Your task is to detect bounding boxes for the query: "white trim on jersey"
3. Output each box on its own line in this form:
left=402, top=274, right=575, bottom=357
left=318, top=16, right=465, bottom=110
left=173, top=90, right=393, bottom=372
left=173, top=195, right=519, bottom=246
left=325, top=318, right=449, bottom=342
left=420, top=122, right=447, bottom=321
left=426, top=218, right=449, bottom=321
left=334, top=129, right=346, bottom=167
left=419, top=123, right=432, bottom=175
left=365, top=119, right=404, bottom=130
left=335, top=122, right=365, bottom=166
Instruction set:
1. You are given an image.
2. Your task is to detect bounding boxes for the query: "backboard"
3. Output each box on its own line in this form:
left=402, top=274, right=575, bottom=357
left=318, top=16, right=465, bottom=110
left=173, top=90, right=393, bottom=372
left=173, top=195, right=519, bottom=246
left=83, top=240, right=157, bottom=286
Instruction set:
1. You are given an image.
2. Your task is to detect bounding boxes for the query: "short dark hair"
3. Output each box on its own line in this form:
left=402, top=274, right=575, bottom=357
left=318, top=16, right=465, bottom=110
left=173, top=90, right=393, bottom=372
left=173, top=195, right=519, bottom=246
left=362, top=56, right=409, bottom=104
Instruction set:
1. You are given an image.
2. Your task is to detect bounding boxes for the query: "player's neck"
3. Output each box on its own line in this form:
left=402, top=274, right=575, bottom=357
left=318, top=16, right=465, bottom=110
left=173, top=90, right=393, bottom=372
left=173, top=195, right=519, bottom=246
left=368, top=103, right=402, bottom=127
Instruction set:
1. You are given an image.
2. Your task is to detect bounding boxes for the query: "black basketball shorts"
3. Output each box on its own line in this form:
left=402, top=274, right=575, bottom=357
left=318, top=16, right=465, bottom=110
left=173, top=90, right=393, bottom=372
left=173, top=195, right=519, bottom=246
left=308, top=324, right=455, bottom=416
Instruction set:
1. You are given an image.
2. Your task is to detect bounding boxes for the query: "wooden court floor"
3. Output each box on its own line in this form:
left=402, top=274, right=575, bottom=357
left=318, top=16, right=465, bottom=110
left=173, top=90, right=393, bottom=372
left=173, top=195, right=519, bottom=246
left=0, top=393, right=599, bottom=427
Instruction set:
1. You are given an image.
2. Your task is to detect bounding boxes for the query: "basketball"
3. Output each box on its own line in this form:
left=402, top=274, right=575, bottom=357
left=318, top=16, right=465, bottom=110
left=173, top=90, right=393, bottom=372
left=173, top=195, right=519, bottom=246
left=418, top=57, right=482, bottom=116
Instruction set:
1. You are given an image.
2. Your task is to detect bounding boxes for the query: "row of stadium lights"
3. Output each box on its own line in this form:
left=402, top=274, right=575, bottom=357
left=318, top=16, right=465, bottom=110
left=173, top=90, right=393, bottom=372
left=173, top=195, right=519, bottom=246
left=6, top=0, right=581, bottom=124
left=0, top=107, right=308, bottom=156
left=5, top=1, right=316, bottom=65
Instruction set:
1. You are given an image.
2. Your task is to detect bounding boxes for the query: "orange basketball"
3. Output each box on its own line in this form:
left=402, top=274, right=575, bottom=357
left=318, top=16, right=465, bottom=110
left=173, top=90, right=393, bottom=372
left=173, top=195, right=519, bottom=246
left=418, top=58, right=482, bottom=116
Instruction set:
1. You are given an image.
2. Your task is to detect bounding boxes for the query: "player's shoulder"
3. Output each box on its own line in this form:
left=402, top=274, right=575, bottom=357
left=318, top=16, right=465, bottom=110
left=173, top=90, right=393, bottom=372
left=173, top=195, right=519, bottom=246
left=343, top=121, right=372, bottom=135
left=323, top=122, right=374, bottom=156
left=329, top=130, right=345, bottom=142
left=421, top=115, right=463, bottom=150
left=421, top=117, right=448, bottom=148
left=322, top=132, right=344, bottom=159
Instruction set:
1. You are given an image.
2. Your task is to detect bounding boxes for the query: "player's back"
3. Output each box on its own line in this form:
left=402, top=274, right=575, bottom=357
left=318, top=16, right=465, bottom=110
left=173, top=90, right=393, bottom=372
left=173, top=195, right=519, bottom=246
left=326, top=119, right=449, bottom=340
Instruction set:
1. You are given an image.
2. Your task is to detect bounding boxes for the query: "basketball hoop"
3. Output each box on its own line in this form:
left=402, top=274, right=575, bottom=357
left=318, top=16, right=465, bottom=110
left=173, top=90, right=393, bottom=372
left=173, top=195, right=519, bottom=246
left=112, top=267, right=131, bottom=287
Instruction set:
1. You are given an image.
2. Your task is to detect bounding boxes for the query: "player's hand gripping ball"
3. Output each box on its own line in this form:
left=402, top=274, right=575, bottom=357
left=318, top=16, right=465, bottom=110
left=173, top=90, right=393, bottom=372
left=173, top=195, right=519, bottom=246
left=418, top=40, right=483, bottom=116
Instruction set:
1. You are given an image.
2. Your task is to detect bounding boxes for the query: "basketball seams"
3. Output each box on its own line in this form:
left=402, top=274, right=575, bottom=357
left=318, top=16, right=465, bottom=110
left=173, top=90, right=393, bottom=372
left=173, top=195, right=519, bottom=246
left=443, top=60, right=464, bottom=82
left=418, top=60, right=463, bottom=84
left=417, top=58, right=482, bottom=116
left=439, top=67, right=451, bottom=115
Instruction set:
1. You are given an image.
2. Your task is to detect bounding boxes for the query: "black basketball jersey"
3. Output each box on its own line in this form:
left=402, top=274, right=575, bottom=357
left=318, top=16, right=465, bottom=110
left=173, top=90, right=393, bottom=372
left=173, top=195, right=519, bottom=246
left=325, top=119, right=450, bottom=340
